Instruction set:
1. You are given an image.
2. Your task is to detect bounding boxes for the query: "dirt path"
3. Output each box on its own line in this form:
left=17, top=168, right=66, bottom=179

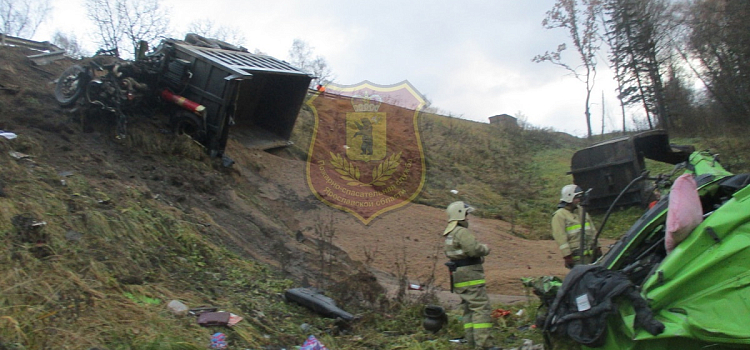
left=247, top=147, right=614, bottom=304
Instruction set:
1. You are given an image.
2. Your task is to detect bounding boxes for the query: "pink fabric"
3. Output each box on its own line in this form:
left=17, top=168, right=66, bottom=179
left=665, top=174, right=703, bottom=254
left=301, top=335, right=328, bottom=350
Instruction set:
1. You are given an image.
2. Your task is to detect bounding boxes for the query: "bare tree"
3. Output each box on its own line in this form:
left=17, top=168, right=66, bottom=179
left=119, top=0, right=170, bottom=56
left=53, top=31, right=85, bottom=58
left=288, top=38, right=335, bottom=87
left=0, top=0, right=50, bottom=40
left=187, top=19, right=246, bottom=48
left=86, top=0, right=170, bottom=58
left=86, top=0, right=120, bottom=54
left=533, top=0, right=602, bottom=139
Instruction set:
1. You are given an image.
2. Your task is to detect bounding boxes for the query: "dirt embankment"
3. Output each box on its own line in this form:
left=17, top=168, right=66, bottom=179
left=0, top=46, right=602, bottom=308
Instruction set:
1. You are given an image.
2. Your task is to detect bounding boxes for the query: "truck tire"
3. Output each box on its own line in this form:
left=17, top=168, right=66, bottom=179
left=170, top=111, right=206, bottom=143
left=55, top=65, right=88, bottom=107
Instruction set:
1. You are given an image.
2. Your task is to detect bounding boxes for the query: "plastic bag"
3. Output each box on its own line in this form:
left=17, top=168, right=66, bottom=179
left=300, top=335, right=328, bottom=350
left=210, top=332, right=227, bottom=349
left=665, top=174, right=702, bottom=253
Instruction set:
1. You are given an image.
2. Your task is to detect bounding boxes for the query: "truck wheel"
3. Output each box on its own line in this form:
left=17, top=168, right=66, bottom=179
left=55, top=65, right=87, bottom=107
left=171, top=111, right=206, bottom=143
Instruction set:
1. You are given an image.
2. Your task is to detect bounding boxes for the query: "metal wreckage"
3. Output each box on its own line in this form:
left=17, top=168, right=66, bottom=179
left=526, top=131, right=750, bottom=349
left=54, top=34, right=313, bottom=166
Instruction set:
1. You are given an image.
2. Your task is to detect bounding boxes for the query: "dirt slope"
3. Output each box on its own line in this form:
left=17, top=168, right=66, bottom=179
left=0, top=46, right=605, bottom=308
left=245, top=144, right=575, bottom=296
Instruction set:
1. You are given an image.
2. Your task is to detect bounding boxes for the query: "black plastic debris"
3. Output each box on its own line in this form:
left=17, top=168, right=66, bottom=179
left=284, top=287, right=354, bottom=321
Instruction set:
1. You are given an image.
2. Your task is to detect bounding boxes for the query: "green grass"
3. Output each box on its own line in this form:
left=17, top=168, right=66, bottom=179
left=4, top=78, right=750, bottom=349
left=292, top=107, right=586, bottom=238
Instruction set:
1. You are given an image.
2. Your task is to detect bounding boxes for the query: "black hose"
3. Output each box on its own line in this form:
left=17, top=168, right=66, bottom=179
left=592, top=170, right=651, bottom=252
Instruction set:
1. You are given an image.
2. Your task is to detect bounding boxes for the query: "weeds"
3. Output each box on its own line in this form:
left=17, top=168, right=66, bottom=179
left=314, top=213, right=337, bottom=289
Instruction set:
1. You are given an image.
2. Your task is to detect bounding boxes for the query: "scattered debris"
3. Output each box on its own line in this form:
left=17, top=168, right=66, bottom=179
left=491, top=308, right=511, bottom=318
left=0, top=130, right=17, bottom=139
left=300, top=335, right=328, bottom=350
left=188, top=306, right=218, bottom=316
left=506, top=339, right=544, bottom=350
left=422, top=305, right=447, bottom=333
left=284, top=287, right=355, bottom=321
left=0, top=34, right=65, bottom=65
left=209, top=332, right=228, bottom=349
left=228, top=313, right=243, bottom=326
left=167, top=300, right=189, bottom=316
left=492, top=308, right=512, bottom=327
left=8, top=151, right=30, bottom=160
left=198, top=312, right=231, bottom=327
left=196, top=311, right=243, bottom=327
left=11, top=213, right=47, bottom=244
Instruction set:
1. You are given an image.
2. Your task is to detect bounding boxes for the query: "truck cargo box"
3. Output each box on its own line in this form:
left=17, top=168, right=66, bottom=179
left=569, top=130, right=694, bottom=211
left=166, top=39, right=313, bottom=157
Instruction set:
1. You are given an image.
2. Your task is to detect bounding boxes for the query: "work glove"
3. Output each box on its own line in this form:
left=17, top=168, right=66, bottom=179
left=482, top=244, right=491, bottom=256
left=563, top=255, right=574, bottom=269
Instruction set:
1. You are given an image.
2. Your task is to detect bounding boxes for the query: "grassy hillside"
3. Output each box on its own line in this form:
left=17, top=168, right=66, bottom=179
left=3, top=43, right=750, bottom=349
left=1, top=46, right=540, bottom=349
left=290, top=108, right=588, bottom=239
left=0, top=123, right=472, bottom=350
left=290, top=106, right=750, bottom=242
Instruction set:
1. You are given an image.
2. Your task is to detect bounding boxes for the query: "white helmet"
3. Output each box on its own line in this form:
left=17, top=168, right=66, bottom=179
left=446, top=201, right=474, bottom=222
left=560, top=184, right=583, bottom=203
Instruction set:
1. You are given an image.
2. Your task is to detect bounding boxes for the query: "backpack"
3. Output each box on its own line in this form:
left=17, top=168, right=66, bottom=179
left=543, top=265, right=664, bottom=347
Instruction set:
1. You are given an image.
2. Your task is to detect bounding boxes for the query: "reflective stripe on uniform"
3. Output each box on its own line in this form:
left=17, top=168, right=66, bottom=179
left=559, top=242, right=570, bottom=251
left=463, top=322, right=493, bottom=329
left=454, top=279, right=486, bottom=288
left=566, top=222, right=591, bottom=232
left=571, top=249, right=595, bottom=260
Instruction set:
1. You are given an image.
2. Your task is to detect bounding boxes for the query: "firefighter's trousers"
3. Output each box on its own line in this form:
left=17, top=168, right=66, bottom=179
left=457, top=284, right=494, bottom=349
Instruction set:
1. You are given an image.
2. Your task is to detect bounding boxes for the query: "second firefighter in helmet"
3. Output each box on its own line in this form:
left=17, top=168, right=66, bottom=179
left=443, top=201, right=500, bottom=350
left=551, top=185, right=600, bottom=268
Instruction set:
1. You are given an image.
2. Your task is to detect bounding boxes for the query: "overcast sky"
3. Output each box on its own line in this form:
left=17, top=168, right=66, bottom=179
left=35, top=0, right=628, bottom=137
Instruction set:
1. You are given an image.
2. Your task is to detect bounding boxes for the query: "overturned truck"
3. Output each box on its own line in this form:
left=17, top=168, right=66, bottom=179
left=569, top=130, right=695, bottom=211
left=54, top=35, right=313, bottom=163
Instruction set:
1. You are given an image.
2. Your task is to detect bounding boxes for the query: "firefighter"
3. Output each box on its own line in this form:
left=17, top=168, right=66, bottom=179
left=443, top=201, right=500, bottom=350
left=551, top=184, right=600, bottom=268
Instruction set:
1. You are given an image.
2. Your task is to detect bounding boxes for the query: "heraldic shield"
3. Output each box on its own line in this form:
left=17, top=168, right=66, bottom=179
left=306, top=80, right=427, bottom=225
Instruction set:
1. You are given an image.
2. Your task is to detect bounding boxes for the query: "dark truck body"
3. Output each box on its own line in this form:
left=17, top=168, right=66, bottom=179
left=162, top=39, right=313, bottom=157
left=569, top=130, right=694, bottom=211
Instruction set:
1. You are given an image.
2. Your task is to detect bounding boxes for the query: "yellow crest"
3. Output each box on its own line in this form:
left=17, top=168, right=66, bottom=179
left=306, top=80, right=427, bottom=225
